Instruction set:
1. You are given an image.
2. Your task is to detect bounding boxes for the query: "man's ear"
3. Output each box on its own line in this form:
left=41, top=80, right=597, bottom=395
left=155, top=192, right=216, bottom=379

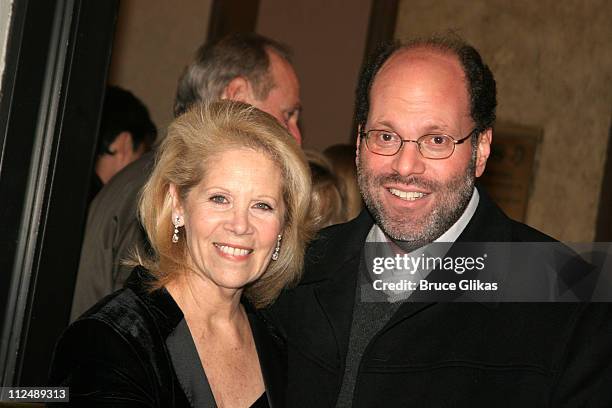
left=220, top=76, right=253, bottom=103
left=168, top=183, right=185, bottom=225
left=475, top=128, right=493, bottom=178
left=355, top=124, right=363, bottom=164
left=110, top=131, right=139, bottom=164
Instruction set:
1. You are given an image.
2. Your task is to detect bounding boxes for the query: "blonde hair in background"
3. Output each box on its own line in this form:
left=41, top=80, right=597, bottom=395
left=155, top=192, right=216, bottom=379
left=136, top=100, right=313, bottom=308
left=323, top=144, right=363, bottom=220
left=305, top=149, right=348, bottom=231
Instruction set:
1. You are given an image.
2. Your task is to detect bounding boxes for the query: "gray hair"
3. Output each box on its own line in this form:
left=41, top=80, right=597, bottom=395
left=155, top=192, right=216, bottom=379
left=173, top=33, right=292, bottom=117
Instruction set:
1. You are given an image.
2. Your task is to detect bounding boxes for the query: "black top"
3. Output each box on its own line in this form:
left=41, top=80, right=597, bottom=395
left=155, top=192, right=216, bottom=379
left=49, top=267, right=284, bottom=407
left=251, top=392, right=270, bottom=408
left=166, top=318, right=271, bottom=408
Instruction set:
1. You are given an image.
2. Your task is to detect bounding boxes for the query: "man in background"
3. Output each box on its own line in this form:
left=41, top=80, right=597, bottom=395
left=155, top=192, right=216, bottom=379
left=88, top=86, right=156, bottom=204
left=71, top=33, right=302, bottom=320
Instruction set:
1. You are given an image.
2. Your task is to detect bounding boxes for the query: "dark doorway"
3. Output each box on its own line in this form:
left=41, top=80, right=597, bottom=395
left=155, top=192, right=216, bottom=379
left=596, top=120, right=612, bottom=241
left=0, top=0, right=119, bottom=386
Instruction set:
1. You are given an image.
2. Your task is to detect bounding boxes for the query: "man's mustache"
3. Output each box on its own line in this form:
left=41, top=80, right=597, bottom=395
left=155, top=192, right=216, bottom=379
left=372, top=173, right=441, bottom=191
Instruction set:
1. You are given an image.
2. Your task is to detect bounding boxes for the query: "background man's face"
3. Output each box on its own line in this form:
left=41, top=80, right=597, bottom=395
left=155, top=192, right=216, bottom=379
left=250, top=50, right=302, bottom=145
left=95, top=131, right=148, bottom=184
left=357, top=48, right=488, bottom=243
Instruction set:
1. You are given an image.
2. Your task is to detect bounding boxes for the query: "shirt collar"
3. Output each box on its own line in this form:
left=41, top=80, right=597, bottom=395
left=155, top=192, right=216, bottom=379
left=434, top=187, right=479, bottom=243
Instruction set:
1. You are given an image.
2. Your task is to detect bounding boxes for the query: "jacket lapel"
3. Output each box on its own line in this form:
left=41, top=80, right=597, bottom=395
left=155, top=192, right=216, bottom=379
left=457, top=186, right=512, bottom=243
left=311, top=211, right=374, bottom=368
left=166, top=319, right=217, bottom=408
left=313, top=255, right=361, bottom=366
left=248, top=308, right=286, bottom=408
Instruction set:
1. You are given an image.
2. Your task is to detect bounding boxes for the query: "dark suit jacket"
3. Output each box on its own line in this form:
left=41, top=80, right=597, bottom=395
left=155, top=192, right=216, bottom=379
left=50, top=267, right=285, bottom=407
left=71, top=152, right=155, bottom=321
left=271, top=189, right=612, bottom=407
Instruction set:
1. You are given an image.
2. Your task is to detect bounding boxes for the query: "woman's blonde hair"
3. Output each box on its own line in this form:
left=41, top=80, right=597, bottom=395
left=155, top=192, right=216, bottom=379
left=136, top=100, right=312, bottom=308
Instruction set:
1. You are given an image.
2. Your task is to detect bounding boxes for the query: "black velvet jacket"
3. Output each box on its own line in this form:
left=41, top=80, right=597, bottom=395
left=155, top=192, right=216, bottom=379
left=49, top=267, right=285, bottom=407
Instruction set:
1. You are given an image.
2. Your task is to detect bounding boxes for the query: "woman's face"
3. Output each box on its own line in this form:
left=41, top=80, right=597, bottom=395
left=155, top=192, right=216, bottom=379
left=171, top=148, right=284, bottom=292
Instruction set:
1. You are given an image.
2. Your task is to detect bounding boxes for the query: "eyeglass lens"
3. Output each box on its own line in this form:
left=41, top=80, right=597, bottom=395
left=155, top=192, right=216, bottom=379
left=366, top=130, right=455, bottom=158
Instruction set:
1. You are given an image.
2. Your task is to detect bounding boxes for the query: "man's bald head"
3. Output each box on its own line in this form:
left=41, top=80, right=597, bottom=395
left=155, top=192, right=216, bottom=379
left=355, top=35, right=497, bottom=135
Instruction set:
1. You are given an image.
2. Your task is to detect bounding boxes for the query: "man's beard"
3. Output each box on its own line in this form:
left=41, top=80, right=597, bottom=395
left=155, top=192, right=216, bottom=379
left=357, top=151, right=476, bottom=246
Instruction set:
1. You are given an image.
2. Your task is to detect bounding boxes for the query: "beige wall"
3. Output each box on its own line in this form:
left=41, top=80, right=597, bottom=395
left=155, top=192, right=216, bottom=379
left=396, top=0, right=612, bottom=241
left=257, top=0, right=371, bottom=151
left=108, top=0, right=213, bottom=134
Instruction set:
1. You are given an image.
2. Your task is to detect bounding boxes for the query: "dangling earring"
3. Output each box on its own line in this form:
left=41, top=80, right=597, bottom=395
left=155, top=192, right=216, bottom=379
left=272, top=234, right=282, bottom=261
left=172, top=216, right=181, bottom=243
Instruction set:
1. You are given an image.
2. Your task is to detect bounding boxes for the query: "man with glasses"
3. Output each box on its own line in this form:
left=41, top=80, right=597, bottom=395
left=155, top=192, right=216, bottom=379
left=271, top=35, right=612, bottom=407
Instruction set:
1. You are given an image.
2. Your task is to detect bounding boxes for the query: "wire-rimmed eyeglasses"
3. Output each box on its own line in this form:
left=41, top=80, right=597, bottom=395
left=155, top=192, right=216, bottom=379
left=361, top=128, right=478, bottom=159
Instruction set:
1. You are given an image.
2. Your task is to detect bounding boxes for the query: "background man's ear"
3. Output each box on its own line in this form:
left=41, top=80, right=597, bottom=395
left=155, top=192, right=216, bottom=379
left=475, top=128, right=493, bottom=178
left=108, top=131, right=137, bottom=162
left=220, top=77, right=253, bottom=103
